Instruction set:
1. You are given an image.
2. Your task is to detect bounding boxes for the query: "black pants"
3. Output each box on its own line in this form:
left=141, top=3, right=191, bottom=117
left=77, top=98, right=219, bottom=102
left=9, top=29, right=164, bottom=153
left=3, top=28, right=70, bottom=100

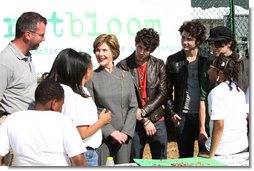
left=131, top=120, right=168, bottom=161
left=176, top=113, right=199, bottom=158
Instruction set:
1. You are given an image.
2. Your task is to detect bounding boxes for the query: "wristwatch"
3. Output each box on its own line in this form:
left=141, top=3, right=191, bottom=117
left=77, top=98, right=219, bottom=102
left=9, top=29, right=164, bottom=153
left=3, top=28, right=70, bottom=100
left=141, top=109, right=146, bottom=117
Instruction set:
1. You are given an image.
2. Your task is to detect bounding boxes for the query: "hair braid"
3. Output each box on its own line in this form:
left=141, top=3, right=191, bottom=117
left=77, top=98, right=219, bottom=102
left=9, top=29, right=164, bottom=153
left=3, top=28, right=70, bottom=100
left=213, top=56, right=240, bottom=91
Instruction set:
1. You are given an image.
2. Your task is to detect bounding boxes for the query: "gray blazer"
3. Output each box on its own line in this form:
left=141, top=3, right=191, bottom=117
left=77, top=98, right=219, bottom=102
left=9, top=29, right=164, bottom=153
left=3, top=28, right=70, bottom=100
left=86, top=66, right=138, bottom=138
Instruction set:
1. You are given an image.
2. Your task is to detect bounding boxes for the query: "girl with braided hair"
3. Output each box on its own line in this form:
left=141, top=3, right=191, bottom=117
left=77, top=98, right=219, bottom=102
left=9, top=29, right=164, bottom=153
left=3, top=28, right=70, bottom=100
left=210, top=55, right=241, bottom=91
left=199, top=56, right=248, bottom=158
left=198, top=26, right=249, bottom=150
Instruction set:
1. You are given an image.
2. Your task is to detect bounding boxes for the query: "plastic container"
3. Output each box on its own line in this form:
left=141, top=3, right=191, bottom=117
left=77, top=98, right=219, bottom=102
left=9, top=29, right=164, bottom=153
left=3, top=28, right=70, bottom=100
left=105, top=156, right=115, bottom=166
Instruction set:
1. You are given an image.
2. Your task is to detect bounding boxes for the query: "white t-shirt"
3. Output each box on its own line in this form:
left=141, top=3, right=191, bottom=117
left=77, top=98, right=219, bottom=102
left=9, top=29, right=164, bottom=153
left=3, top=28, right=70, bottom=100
left=61, top=84, right=102, bottom=149
left=246, top=87, right=250, bottom=113
left=206, top=81, right=248, bottom=155
left=0, top=111, right=86, bottom=166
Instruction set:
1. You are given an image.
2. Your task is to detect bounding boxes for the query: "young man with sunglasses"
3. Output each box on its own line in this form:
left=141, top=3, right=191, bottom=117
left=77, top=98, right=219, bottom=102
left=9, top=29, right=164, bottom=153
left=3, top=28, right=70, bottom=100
left=198, top=26, right=249, bottom=150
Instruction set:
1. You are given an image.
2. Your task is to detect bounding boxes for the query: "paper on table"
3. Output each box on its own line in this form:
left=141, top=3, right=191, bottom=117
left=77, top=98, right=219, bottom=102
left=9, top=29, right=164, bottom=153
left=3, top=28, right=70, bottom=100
left=134, top=157, right=226, bottom=166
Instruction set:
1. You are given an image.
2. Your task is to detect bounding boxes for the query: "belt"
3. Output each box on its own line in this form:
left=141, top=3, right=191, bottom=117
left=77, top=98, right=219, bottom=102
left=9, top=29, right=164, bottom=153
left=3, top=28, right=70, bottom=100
left=86, top=146, right=96, bottom=151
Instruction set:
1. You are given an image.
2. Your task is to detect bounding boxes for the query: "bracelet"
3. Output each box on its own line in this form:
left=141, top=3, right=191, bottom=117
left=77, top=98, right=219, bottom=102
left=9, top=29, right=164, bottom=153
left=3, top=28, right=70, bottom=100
left=140, top=117, right=149, bottom=124
left=141, top=109, right=146, bottom=117
left=143, top=120, right=151, bottom=127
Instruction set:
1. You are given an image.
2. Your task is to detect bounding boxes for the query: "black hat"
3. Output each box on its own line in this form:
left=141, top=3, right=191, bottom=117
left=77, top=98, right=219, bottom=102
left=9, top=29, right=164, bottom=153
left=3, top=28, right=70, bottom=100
left=207, top=26, right=235, bottom=42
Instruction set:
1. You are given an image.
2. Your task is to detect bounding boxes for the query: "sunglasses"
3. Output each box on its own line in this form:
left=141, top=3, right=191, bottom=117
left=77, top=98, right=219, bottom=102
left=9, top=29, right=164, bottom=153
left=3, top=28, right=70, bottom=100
left=208, top=41, right=226, bottom=48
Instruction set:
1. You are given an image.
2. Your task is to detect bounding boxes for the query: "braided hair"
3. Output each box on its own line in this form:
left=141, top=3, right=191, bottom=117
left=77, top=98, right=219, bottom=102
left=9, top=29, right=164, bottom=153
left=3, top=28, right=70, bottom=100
left=212, top=55, right=240, bottom=92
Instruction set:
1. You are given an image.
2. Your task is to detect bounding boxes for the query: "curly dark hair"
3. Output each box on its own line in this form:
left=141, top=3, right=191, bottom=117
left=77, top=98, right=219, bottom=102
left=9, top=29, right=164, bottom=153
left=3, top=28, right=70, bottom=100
left=178, top=19, right=207, bottom=46
left=135, top=28, right=160, bottom=52
left=212, top=56, right=240, bottom=91
left=35, top=79, right=64, bottom=104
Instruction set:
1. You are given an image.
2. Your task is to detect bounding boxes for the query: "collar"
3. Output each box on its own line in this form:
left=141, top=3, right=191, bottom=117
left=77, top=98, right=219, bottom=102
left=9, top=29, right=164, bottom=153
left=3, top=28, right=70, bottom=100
left=9, top=42, right=32, bottom=61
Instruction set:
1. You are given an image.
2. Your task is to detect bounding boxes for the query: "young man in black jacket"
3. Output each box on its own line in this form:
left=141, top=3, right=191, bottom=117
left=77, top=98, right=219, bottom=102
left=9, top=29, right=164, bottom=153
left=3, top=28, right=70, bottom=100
left=165, top=20, right=211, bottom=158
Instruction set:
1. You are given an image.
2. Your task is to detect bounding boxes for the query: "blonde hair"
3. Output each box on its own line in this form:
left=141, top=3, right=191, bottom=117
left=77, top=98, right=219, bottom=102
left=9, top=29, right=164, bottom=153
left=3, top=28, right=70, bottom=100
left=93, top=34, right=120, bottom=61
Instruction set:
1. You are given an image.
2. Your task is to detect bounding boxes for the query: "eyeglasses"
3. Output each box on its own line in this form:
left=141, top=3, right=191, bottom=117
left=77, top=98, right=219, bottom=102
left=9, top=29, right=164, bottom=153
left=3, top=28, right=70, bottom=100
left=210, top=65, right=219, bottom=71
left=29, top=31, right=45, bottom=38
left=208, top=41, right=226, bottom=48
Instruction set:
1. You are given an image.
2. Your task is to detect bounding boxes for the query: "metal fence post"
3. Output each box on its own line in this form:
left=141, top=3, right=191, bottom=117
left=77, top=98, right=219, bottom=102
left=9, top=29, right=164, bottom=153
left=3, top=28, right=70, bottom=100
left=229, top=0, right=235, bottom=38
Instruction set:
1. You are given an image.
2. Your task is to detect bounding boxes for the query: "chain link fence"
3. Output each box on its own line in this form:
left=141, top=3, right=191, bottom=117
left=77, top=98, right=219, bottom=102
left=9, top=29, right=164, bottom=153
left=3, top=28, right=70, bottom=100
left=191, top=0, right=249, bottom=59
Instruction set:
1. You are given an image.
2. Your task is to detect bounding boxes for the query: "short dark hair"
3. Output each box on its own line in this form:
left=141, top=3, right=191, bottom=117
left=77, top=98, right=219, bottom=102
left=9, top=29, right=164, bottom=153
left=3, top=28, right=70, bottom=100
left=178, top=19, right=207, bottom=46
left=15, top=11, right=47, bottom=38
left=135, top=28, right=160, bottom=52
left=35, top=79, right=64, bottom=104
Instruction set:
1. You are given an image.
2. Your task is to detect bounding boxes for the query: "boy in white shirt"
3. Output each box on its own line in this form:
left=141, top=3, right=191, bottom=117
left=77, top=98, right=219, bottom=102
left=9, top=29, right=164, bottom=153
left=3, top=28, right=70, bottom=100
left=0, top=79, right=87, bottom=166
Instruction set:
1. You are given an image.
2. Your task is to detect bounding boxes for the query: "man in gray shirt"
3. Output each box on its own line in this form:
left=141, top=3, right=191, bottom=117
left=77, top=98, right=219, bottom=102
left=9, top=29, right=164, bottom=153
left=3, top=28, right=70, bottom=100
left=0, top=11, right=47, bottom=165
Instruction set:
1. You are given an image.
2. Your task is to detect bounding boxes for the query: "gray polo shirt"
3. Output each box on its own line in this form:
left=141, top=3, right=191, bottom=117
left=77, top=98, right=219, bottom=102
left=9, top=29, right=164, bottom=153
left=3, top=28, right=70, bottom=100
left=0, top=42, right=37, bottom=114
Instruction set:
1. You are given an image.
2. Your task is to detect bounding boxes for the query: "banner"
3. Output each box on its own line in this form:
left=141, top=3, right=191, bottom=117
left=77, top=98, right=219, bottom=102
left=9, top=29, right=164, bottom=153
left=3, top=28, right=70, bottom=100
left=0, top=0, right=192, bottom=73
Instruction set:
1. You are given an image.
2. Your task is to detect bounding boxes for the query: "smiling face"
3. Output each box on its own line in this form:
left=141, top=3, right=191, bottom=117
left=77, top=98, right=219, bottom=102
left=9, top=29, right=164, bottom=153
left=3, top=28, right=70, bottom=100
left=181, top=31, right=197, bottom=51
left=27, top=22, right=46, bottom=50
left=94, top=42, right=114, bottom=69
left=208, top=40, right=233, bottom=57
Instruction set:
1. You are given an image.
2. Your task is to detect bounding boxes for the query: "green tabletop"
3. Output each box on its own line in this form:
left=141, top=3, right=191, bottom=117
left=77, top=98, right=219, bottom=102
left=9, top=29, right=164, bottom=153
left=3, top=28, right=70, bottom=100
left=134, top=157, right=226, bottom=166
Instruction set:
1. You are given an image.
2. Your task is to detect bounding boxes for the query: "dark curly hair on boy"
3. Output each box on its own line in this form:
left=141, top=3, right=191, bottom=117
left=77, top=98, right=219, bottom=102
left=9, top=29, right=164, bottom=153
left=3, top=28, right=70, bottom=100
left=135, top=28, right=160, bottom=52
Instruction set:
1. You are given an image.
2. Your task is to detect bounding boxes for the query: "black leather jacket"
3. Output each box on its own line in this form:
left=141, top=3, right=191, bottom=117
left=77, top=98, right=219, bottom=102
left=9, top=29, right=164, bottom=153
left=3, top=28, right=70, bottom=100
left=116, top=52, right=167, bottom=123
left=165, top=50, right=211, bottom=118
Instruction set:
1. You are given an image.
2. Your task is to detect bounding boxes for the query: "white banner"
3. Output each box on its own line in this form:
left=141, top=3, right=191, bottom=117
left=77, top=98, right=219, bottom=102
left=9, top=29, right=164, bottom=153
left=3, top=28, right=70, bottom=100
left=0, top=0, right=192, bottom=73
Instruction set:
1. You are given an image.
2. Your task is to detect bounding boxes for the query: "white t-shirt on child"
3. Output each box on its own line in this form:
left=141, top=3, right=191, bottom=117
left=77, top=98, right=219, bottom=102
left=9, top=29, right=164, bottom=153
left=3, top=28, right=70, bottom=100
left=206, top=81, right=248, bottom=155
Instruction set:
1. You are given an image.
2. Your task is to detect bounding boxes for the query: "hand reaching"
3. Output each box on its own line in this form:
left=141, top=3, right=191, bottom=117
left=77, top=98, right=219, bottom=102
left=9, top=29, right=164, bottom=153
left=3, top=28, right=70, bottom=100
left=99, top=108, right=111, bottom=125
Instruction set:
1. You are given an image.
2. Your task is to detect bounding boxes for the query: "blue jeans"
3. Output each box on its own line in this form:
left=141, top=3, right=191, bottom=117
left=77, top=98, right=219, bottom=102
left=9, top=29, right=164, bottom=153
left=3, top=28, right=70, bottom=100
left=85, top=148, right=98, bottom=166
left=131, top=120, right=168, bottom=160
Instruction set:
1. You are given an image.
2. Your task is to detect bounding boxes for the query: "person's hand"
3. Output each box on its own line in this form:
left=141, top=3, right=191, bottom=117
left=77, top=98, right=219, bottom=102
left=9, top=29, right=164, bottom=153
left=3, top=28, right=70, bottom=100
left=136, top=108, right=142, bottom=121
left=99, top=108, right=111, bottom=125
left=171, top=114, right=181, bottom=127
left=110, top=131, right=127, bottom=144
left=198, top=132, right=208, bottom=145
left=144, top=121, right=156, bottom=136
left=119, top=132, right=128, bottom=144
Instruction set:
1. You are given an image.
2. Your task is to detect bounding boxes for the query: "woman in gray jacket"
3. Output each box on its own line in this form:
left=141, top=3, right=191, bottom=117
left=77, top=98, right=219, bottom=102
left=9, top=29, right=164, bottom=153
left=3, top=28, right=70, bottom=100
left=86, top=34, right=138, bottom=166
